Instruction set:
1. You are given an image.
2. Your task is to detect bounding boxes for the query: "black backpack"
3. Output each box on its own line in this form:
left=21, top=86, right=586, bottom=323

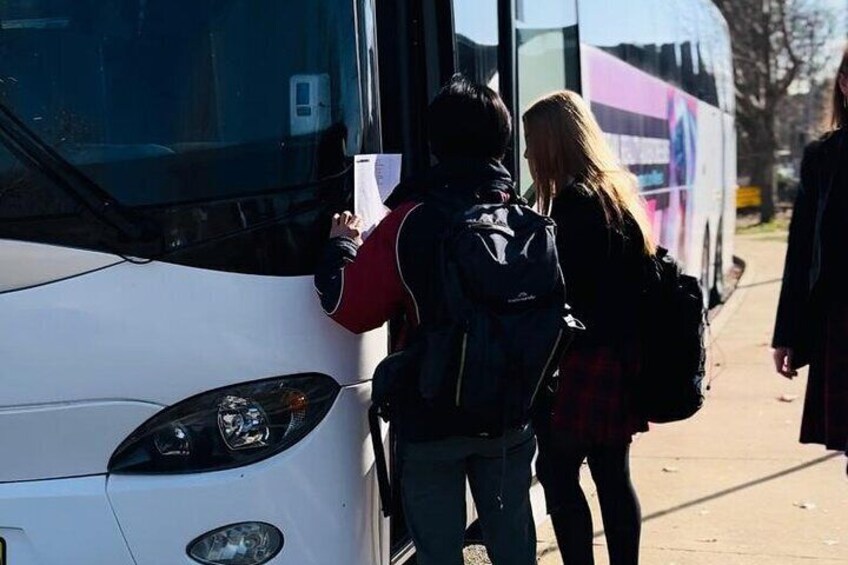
left=635, top=247, right=707, bottom=423
left=414, top=189, right=580, bottom=436
left=367, top=188, right=580, bottom=517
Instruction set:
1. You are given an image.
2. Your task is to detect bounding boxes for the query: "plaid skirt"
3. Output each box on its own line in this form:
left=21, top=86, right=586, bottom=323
left=800, top=303, right=848, bottom=451
left=550, top=342, right=648, bottom=445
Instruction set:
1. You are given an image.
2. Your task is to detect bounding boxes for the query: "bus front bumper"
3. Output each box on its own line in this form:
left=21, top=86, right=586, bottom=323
left=0, top=383, right=384, bottom=565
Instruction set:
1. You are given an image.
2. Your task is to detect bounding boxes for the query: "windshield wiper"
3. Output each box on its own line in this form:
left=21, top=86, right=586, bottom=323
left=0, top=101, right=147, bottom=240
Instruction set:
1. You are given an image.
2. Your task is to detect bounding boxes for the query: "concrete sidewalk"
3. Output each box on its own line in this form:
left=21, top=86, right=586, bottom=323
left=534, top=233, right=848, bottom=564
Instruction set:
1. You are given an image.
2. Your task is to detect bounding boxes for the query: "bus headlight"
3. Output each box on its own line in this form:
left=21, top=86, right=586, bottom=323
left=188, top=522, right=283, bottom=565
left=109, top=374, right=339, bottom=474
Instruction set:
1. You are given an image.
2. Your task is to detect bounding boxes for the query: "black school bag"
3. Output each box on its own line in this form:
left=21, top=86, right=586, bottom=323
left=415, top=188, right=579, bottom=437
left=635, top=247, right=707, bottom=423
left=368, top=186, right=579, bottom=517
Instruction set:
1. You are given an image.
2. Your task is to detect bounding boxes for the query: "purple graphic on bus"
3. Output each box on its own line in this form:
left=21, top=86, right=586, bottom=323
left=669, top=91, right=698, bottom=188
left=584, top=46, right=698, bottom=263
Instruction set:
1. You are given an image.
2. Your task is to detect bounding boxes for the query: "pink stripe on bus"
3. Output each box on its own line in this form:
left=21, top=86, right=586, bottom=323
left=583, top=45, right=668, bottom=120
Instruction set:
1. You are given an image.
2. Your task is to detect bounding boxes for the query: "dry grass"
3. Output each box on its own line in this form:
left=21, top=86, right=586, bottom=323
left=735, top=211, right=790, bottom=235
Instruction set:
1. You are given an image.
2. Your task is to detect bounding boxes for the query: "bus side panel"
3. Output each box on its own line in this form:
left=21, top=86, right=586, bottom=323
left=722, top=113, right=738, bottom=280
left=689, top=101, right=725, bottom=281
left=579, top=43, right=736, bottom=292
left=580, top=45, right=694, bottom=267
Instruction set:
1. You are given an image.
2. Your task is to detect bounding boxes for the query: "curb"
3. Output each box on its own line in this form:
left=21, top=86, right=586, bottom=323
left=708, top=255, right=755, bottom=342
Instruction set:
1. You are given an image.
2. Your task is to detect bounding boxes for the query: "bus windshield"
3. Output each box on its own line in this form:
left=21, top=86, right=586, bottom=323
left=0, top=0, right=362, bottom=208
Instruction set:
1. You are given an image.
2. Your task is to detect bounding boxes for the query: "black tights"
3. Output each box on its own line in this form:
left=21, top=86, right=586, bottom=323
left=541, top=442, right=641, bottom=565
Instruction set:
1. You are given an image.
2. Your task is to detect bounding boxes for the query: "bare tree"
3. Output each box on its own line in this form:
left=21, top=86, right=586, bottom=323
left=713, top=0, right=834, bottom=222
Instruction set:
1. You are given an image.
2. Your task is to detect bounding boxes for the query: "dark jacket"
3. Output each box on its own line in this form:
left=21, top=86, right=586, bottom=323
left=550, top=182, right=648, bottom=346
left=773, top=129, right=848, bottom=366
left=314, top=158, right=515, bottom=441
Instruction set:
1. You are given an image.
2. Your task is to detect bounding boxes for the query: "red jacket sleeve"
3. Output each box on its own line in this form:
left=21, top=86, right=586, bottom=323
left=314, top=202, right=420, bottom=334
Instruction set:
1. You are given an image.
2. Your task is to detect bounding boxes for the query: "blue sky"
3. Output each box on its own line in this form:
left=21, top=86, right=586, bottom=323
left=821, top=0, right=847, bottom=77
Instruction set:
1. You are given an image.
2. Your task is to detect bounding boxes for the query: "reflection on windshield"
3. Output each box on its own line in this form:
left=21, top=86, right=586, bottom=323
left=0, top=0, right=362, bottom=206
left=577, top=0, right=732, bottom=110
left=515, top=0, right=580, bottom=193
left=0, top=0, right=372, bottom=276
left=453, top=0, right=500, bottom=92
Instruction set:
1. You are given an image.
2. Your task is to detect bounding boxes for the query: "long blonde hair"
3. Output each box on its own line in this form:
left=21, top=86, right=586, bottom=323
left=522, top=90, right=656, bottom=255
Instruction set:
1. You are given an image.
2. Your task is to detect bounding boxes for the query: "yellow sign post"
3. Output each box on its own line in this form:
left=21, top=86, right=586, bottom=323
left=736, top=185, right=763, bottom=209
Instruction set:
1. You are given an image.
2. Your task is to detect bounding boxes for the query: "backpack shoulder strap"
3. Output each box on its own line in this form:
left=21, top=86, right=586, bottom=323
left=368, top=405, right=392, bottom=517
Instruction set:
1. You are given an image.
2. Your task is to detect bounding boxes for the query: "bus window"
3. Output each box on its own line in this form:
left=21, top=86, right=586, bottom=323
left=452, top=0, right=500, bottom=92
left=0, top=0, right=371, bottom=275
left=515, top=0, right=579, bottom=197
left=0, top=146, right=75, bottom=220
left=0, top=138, right=117, bottom=255
left=0, top=0, right=362, bottom=207
left=578, top=0, right=725, bottom=108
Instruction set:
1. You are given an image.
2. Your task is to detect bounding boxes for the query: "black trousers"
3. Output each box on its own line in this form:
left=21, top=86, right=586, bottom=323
left=400, top=426, right=537, bottom=565
left=536, top=436, right=641, bottom=565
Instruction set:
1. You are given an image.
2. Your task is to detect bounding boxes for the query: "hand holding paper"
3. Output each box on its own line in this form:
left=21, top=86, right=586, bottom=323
left=329, top=211, right=363, bottom=244
left=354, top=154, right=402, bottom=239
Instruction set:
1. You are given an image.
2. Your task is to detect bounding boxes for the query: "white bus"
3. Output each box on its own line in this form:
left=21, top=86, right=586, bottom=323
left=0, top=1, right=733, bottom=564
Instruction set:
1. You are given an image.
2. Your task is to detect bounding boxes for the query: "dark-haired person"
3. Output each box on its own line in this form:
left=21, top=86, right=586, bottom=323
left=774, top=46, right=848, bottom=467
left=314, top=76, right=537, bottom=565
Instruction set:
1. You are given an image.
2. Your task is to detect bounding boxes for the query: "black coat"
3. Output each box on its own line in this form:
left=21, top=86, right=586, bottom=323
left=773, top=129, right=848, bottom=366
left=551, top=182, right=648, bottom=346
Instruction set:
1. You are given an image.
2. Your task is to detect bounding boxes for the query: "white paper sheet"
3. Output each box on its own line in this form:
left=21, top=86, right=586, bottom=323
left=354, top=154, right=402, bottom=238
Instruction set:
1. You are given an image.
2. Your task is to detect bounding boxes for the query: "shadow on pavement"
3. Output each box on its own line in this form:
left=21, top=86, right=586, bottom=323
left=536, top=452, right=842, bottom=560
left=604, top=452, right=841, bottom=538
left=736, top=277, right=783, bottom=290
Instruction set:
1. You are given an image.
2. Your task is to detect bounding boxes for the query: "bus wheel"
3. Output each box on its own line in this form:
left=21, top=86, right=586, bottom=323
left=701, top=227, right=711, bottom=309
left=711, top=220, right=725, bottom=307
